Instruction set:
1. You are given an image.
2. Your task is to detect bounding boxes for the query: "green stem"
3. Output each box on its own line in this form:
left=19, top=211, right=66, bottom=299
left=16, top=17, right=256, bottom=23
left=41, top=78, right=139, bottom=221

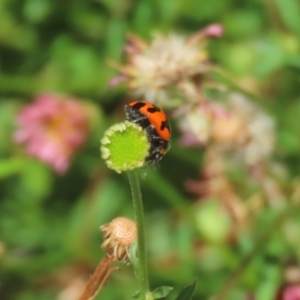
left=127, top=170, right=152, bottom=300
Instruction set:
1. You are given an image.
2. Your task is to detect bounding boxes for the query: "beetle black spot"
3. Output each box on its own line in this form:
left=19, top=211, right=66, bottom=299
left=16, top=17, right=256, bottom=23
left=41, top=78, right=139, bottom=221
left=147, top=106, right=161, bottom=113
left=132, top=102, right=146, bottom=110
left=160, top=120, right=170, bottom=131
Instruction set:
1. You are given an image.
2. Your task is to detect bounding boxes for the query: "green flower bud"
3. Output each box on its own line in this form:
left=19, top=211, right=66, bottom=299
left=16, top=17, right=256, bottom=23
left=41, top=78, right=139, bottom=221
left=100, top=121, right=150, bottom=173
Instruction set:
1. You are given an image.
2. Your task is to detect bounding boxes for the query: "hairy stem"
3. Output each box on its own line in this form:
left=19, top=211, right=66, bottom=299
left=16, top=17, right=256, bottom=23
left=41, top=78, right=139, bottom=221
left=127, top=170, right=152, bottom=300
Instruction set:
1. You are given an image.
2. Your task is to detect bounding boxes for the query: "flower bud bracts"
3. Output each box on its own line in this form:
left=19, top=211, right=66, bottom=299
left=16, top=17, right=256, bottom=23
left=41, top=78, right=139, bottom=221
left=100, top=121, right=150, bottom=173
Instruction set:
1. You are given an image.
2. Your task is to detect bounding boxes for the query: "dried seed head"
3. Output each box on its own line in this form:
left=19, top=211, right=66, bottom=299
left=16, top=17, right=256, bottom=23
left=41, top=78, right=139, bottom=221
left=100, top=217, right=137, bottom=262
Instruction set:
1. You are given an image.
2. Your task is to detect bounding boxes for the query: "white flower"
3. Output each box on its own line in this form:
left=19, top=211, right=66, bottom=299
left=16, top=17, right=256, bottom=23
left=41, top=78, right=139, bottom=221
left=110, top=25, right=223, bottom=107
left=212, top=93, right=275, bottom=165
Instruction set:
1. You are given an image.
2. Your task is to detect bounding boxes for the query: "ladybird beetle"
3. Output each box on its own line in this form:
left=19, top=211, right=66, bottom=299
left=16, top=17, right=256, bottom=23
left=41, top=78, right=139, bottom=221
left=125, top=101, right=171, bottom=163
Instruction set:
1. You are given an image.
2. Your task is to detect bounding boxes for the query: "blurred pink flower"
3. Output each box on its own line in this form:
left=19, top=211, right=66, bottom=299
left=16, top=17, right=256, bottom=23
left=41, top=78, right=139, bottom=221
left=14, top=94, right=90, bottom=173
left=278, top=284, right=300, bottom=300
left=200, top=23, right=224, bottom=38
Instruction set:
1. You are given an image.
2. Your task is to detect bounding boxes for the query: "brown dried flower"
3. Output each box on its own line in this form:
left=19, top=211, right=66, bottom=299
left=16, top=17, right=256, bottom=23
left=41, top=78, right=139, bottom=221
left=100, top=217, right=137, bottom=262
left=79, top=217, right=137, bottom=300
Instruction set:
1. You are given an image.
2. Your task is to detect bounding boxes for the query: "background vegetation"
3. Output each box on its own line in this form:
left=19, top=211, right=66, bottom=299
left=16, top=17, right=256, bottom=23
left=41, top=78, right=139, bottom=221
left=0, top=0, right=300, bottom=299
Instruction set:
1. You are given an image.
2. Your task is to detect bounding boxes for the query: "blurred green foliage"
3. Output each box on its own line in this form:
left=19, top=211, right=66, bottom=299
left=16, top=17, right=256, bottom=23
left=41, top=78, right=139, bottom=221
left=0, top=0, right=300, bottom=299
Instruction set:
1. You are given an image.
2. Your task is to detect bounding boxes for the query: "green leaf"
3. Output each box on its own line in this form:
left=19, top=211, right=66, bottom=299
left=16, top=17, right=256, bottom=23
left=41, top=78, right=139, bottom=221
left=129, top=242, right=141, bottom=300
left=0, top=158, right=27, bottom=179
left=275, top=0, right=300, bottom=35
left=129, top=241, right=138, bottom=271
left=152, top=286, right=173, bottom=299
left=132, top=286, right=173, bottom=300
left=132, top=291, right=140, bottom=299
left=174, top=280, right=197, bottom=300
